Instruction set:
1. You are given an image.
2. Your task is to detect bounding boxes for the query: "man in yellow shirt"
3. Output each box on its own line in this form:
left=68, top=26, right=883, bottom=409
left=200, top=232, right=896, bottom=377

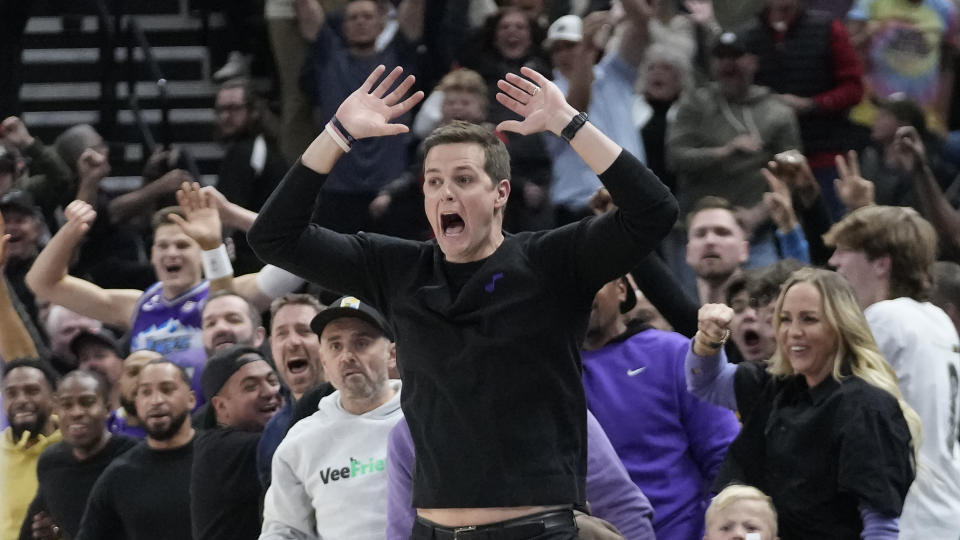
left=1, top=359, right=61, bottom=540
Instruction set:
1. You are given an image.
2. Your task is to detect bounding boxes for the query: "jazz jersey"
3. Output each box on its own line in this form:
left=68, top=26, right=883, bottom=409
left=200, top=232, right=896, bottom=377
left=130, top=281, right=210, bottom=403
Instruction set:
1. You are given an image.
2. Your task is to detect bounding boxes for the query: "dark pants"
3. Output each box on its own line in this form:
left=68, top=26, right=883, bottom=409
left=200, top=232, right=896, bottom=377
left=411, top=511, right=578, bottom=540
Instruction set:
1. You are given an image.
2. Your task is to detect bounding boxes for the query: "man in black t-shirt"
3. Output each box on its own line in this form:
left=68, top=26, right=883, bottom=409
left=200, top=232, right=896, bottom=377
left=190, top=344, right=283, bottom=540
left=75, top=359, right=197, bottom=540
left=19, top=370, right=136, bottom=540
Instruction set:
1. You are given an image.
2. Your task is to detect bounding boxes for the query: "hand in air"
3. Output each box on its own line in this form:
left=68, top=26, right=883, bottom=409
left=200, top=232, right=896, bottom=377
left=496, top=67, right=578, bottom=136
left=695, top=303, right=734, bottom=355
left=170, top=182, right=222, bottom=250
left=761, top=167, right=798, bottom=233
left=334, top=65, right=424, bottom=140
left=63, top=200, right=97, bottom=237
left=833, top=150, right=874, bottom=211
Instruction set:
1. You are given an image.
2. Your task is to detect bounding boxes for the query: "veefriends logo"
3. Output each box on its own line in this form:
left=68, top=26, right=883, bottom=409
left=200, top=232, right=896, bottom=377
left=318, top=456, right=387, bottom=485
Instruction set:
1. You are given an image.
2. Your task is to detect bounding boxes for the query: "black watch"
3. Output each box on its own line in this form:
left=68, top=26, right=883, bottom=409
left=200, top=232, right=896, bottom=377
left=560, top=112, right=588, bottom=143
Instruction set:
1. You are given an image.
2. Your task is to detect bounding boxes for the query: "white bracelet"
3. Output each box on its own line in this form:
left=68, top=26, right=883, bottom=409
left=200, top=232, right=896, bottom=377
left=255, top=265, right=306, bottom=299
left=325, top=122, right=351, bottom=153
left=201, top=244, right=233, bottom=281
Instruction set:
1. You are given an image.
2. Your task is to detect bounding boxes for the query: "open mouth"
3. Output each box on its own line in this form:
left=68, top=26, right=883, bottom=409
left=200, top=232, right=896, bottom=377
left=440, top=213, right=465, bottom=236
left=286, top=358, right=309, bottom=374
left=165, top=263, right=183, bottom=275
left=743, top=329, right=760, bottom=347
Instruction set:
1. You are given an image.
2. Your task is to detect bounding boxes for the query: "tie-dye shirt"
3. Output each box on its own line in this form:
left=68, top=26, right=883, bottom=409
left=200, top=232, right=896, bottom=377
left=848, top=0, right=959, bottom=107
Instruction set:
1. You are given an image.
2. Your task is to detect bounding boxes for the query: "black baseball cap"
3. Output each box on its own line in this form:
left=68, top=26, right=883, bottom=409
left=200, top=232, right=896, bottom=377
left=201, top=344, right=267, bottom=401
left=0, top=190, right=38, bottom=215
left=712, top=32, right=747, bottom=57
left=70, top=328, right=123, bottom=358
left=310, top=296, right=394, bottom=341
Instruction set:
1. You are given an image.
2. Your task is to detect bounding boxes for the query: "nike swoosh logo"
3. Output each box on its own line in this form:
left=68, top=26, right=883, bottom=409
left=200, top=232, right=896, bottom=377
left=627, top=367, right=646, bottom=376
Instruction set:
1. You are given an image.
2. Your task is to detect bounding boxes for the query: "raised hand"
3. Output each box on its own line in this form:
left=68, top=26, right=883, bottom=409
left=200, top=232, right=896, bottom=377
left=695, top=303, right=734, bottom=356
left=0, top=116, right=34, bottom=148
left=334, top=65, right=424, bottom=140
left=684, top=0, right=715, bottom=26
left=169, top=182, right=222, bottom=250
left=770, top=150, right=820, bottom=206
left=63, top=200, right=98, bottom=236
left=833, top=150, right=874, bottom=211
left=496, top=66, right=579, bottom=136
left=890, top=125, right=927, bottom=172
left=77, top=148, right=111, bottom=183
left=762, top=168, right=799, bottom=233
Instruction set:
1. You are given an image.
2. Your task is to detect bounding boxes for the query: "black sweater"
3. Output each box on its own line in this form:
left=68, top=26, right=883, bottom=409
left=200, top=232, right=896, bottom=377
left=248, top=149, right=678, bottom=507
left=190, top=428, right=263, bottom=540
left=75, top=439, right=194, bottom=540
left=19, top=436, right=136, bottom=540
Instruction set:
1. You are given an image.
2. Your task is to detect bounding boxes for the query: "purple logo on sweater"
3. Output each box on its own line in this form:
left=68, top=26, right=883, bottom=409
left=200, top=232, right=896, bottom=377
left=484, top=272, right=504, bottom=293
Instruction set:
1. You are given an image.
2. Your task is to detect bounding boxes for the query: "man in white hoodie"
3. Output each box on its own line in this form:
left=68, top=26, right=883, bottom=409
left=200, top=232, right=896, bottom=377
left=260, top=295, right=401, bottom=540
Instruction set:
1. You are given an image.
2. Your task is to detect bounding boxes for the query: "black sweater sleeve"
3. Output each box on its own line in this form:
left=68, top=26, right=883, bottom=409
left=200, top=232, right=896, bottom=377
left=630, top=253, right=698, bottom=337
left=536, top=150, right=678, bottom=298
left=247, top=162, right=395, bottom=304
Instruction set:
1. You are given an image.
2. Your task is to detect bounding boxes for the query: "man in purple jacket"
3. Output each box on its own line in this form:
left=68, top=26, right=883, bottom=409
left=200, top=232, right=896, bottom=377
left=385, top=413, right=656, bottom=540
left=582, top=276, right=741, bottom=540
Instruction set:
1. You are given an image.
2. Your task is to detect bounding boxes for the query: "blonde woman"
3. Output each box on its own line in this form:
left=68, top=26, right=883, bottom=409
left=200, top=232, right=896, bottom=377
left=686, top=268, right=917, bottom=540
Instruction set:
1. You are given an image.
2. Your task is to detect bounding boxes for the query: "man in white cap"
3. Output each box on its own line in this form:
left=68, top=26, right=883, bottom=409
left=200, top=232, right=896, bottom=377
left=545, top=6, right=651, bottom=224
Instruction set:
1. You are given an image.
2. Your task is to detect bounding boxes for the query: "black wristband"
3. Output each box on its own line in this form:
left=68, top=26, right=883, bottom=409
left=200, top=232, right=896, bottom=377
left=560, top=112, right=588, bottom=143
left=331, top=116, right=357, bottom=146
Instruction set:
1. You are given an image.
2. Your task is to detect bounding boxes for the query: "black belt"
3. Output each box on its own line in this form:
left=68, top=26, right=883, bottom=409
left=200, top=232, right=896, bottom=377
left=414, top=510, right=575, bottom=540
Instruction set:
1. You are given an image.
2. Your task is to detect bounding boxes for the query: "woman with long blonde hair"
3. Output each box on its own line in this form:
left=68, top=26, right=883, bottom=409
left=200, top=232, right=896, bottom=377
left=685, top=268, right=917, bottom=540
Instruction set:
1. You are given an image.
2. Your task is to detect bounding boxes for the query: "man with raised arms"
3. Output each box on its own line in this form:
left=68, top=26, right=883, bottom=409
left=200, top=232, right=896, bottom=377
left=248, top=65, right=677, bottom=539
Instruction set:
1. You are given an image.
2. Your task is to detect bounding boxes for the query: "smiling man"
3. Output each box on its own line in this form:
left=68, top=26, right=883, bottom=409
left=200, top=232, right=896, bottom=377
left=201, top=291, right=266, bottom=357
left=27, top=192, right=298, bottom=407
left=249, top=64, right=677, bottom=539
left=19, top=370, right=136, bottom=540
left=191, top=345, right=283, bottom=540
left=1, top=359, right=61, bottom=540
left=75, top=358, right=197, bottom=540
left=261, top=296, right=401, bottom=540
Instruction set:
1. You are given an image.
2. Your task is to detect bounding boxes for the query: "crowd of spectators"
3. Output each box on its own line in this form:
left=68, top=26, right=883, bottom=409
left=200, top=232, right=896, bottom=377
left=2, top=0, right=960, bottom=539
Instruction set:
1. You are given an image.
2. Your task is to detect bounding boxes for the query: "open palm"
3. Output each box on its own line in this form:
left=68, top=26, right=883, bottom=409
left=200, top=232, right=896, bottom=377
left=171, top=182, right=222, bottom=250
left=335, top=65, right=424, bottom=139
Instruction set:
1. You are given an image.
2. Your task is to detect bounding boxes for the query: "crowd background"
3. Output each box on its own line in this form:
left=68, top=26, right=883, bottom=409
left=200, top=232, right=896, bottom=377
left=2, top=0, right=960, bottom=539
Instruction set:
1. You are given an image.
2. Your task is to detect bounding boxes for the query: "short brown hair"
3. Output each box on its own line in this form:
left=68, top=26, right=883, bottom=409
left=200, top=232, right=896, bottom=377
left=685, top=195, right=742, bottom=231
left=422, top=120, right=511, bottom=185
left=823, top=206, right=937, bottom=301
left=438, top=68, right=488, bottom=109
left=269, top=293, right=324, bottom=325
left=151, top=206, right=186, bottom=232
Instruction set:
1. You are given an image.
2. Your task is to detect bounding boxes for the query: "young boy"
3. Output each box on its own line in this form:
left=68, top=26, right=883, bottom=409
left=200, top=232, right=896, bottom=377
left=704, top=485, right=778, bottom=540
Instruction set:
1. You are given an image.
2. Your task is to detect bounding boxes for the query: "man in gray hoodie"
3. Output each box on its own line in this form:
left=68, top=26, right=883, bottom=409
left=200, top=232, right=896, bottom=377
left=666, top=31, right=801, bottom=220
